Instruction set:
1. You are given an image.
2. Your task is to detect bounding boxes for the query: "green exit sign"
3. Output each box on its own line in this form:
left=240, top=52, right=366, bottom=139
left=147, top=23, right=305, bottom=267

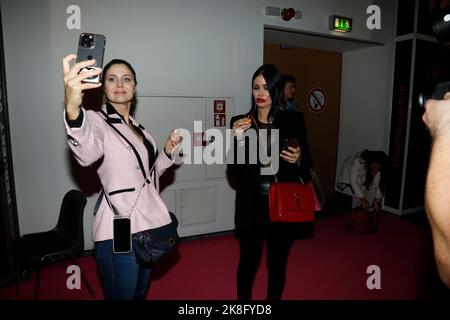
left=330, top=15, right=352, bottom=32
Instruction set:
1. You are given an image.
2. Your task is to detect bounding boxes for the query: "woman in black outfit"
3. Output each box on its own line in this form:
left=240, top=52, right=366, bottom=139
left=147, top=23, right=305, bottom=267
left=228, top=64, right=313, bottom=300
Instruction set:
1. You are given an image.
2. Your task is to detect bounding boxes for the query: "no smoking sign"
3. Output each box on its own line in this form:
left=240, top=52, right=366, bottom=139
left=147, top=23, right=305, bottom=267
left=308, top=88, right=326, bottom=113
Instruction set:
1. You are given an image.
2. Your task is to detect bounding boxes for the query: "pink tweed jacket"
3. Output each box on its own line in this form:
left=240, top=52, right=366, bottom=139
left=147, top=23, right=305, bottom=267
left=64, top=103, right=174, bottom=242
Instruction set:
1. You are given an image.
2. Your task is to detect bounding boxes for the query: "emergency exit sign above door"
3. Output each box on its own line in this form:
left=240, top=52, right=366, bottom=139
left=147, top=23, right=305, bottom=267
left=330, top=15, right=352, bottom=33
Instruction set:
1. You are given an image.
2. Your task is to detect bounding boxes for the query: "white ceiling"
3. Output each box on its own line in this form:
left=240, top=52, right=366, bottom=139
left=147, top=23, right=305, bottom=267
left=264, top=27, right=383, bottom=53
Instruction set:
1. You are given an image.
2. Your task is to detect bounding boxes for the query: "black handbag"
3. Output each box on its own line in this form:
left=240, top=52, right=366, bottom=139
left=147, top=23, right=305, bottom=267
left=132, top=211, right=180, bottom=265
left=106, top=191, right=180, bottom=265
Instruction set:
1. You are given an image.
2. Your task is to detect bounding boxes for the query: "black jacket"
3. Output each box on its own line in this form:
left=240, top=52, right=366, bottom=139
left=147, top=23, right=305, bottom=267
left=227, top=110, right=313, bottom=233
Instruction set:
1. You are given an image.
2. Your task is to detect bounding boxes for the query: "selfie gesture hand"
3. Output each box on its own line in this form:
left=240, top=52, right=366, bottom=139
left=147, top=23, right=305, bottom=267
left=62, top=54, right=102, bottom=119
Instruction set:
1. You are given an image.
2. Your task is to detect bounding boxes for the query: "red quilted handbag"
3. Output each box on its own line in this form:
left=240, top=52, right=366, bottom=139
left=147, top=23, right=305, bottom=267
left=269, top=181, right=316, bottom=222
left=250, top=115, right=317, bottom=223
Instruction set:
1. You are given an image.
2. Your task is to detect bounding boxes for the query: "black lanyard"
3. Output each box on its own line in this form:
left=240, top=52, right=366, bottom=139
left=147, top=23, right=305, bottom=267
left=99, top=109, right=156, bottom=184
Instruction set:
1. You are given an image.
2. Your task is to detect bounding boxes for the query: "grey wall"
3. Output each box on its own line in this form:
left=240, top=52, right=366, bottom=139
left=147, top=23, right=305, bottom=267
left=1, top=0, right=396, bottom=249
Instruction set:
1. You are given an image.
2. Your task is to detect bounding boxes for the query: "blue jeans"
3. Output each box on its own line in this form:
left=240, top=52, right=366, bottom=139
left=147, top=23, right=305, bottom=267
left=94, top=240, right=151, bottom=300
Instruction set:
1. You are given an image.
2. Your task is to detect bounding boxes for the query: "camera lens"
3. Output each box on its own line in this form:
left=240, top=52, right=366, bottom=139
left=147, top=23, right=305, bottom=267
left=434, top=81, right=450, bottom=100
left=418, top=81, right=450, bottom=108
left=81, top=34, right=94, bottom=48
left=418, top=86, right=432, bottom=109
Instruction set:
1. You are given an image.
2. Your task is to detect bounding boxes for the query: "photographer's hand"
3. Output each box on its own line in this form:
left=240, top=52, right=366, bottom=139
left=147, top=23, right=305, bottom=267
left=62, top=54, right=102, bottom=120
left=423, top=93, right=450, bottom=288
left=423, top=93, right=450, bottom=138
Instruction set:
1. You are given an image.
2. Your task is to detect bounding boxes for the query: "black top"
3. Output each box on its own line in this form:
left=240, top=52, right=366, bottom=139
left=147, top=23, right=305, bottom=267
left=228, top=110, right=313, bottom=233
left=255, top=118, right=273, bottom=194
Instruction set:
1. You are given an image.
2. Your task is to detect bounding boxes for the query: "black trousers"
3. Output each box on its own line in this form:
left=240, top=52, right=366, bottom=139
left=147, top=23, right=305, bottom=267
left=236, top=194, right=294, bottom=300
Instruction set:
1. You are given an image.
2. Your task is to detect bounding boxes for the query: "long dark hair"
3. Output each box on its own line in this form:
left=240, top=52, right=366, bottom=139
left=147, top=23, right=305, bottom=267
left=362, top=150, right=388, bottom=191
left=248, top=64, right=286, bottom=122
left=102, top=59, right=138, bottom=113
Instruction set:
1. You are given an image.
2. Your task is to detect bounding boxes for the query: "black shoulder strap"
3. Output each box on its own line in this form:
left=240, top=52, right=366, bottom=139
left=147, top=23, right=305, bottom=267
left=99, top=109, right=152, bottom=183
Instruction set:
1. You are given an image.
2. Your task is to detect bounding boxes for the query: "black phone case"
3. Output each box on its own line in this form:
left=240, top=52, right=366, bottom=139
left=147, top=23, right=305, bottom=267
left=76, top=33, right=106, bottom=83
left=113, top=217, right=131, bottom=254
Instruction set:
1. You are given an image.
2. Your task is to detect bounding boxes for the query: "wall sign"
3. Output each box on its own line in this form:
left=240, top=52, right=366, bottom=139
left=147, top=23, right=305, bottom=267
left=330, top=15, right=352, bottom=32
left=213, top=99, right=226, bottom=127
left=214, top=100, right=226, bottom=113
left=307, top=88, right=326, bottom=113
left=214, top=114, right=226, bottom=127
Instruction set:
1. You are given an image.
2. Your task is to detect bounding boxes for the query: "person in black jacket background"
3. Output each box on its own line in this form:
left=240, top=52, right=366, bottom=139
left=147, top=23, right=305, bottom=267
left=228, top=64, right=313, bottom=300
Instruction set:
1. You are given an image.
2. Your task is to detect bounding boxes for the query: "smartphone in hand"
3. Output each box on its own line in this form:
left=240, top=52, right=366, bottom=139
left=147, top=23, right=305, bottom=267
left=282, top=138, right=299, bottom=151
left=76, top=33, right=106, bottom=83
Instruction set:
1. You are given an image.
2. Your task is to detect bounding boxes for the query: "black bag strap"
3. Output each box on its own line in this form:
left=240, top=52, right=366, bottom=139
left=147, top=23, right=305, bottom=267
left=99, top=109, right=157, bottom=217
left=99, top=109, right=153, bottom=183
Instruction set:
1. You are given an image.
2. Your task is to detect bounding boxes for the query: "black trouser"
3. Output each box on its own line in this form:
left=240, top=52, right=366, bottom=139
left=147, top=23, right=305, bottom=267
left=236, top=194, right=294, bottom=300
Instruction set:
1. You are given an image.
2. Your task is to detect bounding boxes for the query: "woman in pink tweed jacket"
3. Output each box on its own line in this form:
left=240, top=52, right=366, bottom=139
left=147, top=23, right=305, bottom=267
left=62, top=54, right=181, bottom=300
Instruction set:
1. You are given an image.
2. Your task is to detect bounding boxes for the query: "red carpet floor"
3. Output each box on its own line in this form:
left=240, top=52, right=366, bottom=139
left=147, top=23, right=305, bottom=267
left=0, top=212, right=447, bottom=300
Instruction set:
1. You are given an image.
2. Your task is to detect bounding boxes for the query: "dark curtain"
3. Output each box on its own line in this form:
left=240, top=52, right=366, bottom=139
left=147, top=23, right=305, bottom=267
left=0, top=4, right=20, bottom=287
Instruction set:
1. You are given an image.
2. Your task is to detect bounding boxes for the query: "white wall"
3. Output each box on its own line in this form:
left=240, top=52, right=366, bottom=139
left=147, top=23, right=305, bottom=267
left=1, top=0, right=263, bottom=249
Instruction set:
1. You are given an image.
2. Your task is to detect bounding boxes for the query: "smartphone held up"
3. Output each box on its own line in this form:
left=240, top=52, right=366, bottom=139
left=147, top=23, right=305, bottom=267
left=76, top=33, right=106, bottom=83
left=282, top=138, right=299, bottom=151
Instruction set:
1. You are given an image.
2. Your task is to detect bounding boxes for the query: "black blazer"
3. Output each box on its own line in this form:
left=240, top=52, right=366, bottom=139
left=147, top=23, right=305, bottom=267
left=227, top=110, right=313, bottom=233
